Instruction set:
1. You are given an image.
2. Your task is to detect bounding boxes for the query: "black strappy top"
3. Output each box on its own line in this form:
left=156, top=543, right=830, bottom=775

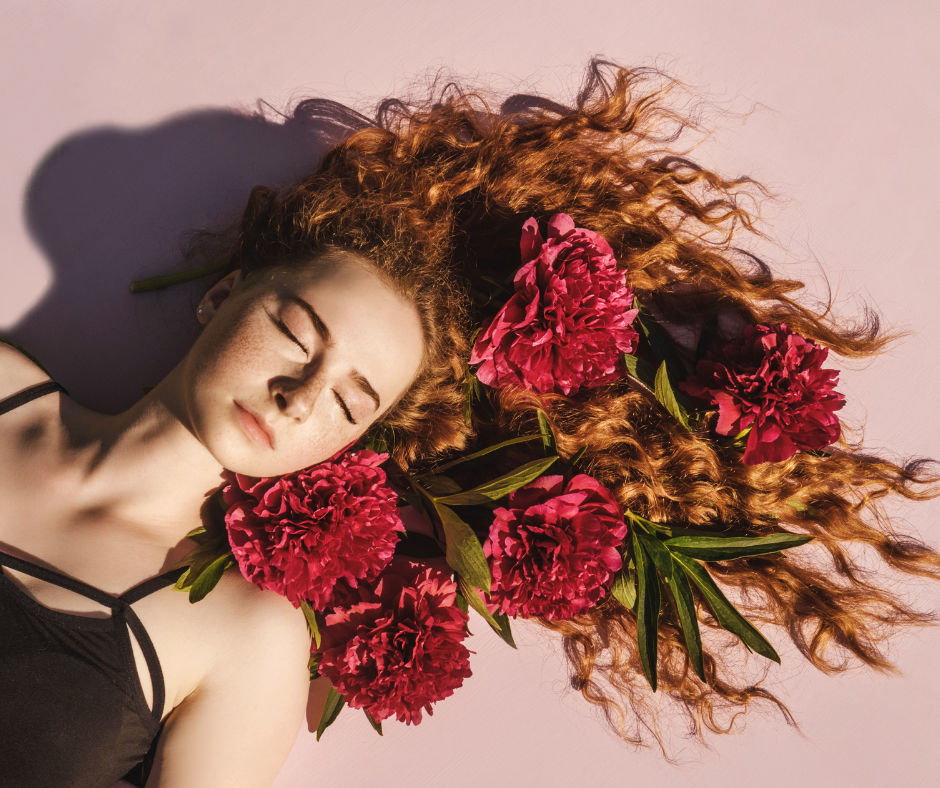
left=0, top=382, right=185, bottom=788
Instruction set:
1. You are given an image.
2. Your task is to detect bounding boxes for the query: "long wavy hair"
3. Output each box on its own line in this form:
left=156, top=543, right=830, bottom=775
left=186, top=60, right=940, bottom=749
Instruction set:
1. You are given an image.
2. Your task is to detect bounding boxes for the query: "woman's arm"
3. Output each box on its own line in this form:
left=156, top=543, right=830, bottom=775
left=146, top=589, right=311, bottom=788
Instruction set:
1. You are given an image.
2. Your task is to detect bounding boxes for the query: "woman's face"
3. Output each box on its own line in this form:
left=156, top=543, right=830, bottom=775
left=181, top=251, right=424, bottom=477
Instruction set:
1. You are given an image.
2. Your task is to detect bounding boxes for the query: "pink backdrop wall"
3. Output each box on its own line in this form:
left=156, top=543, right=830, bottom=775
left=2, top=1, right=938, bottom=786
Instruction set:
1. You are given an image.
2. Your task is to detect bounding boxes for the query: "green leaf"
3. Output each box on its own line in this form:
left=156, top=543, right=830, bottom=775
left=434, top=503, right=492, bottom=592
left=434, top=435, right=542, bottom=473
left=609, top=566, right=637, bottom=609
left=300, top=599, right=321, bottom=648
left=188, top=553, right=234, bottom=603
left=315, top=686, right=346, bottom=741
left=184, top=525, right=208, bottom=541
left=435, top=456, right=558, bottom=506
left=455, top=591, right=469, bottom=615
left=463, top=370, right=482, bottom=426
left=632, top=531, right=661, bottom=691
left=173, top=567, right=191, bottom=591
left=364, top=709, right=383, bottom=736
left=307, top=653, right=321, bottom=680
left=537, top=410, right=556, bottom=455
left=625, top=510, right=717, bottom=539
left=491, top=611, right=517, bottom=649
left=665, top=533, right=814, bottom=562
left=129, top=259, right=227, bottom=294
left=635, top=298, right=687, bottom=384
left=672, top=553, right=780, bottom=663
left=420, top=474, right=464, bottom=497
left=654, top=362, right=690, bottom=430
left=636, top=533, right=704, bottom=681
left=623, top=353, right=657, bottom=389
left=457, top=574, right=502, bottom=632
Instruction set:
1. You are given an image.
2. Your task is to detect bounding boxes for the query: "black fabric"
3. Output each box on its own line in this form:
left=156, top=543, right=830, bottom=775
left=0, top=380, right=67, bottom=415
left=0, top=382, right=185, bottom=787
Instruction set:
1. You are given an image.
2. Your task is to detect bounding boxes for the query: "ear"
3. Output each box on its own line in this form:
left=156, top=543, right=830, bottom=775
left=197, top=270, right=245, bottom=325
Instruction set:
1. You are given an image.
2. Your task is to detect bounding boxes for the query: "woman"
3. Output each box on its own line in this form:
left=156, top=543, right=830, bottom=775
left=2, top=61, right=938, bottom=786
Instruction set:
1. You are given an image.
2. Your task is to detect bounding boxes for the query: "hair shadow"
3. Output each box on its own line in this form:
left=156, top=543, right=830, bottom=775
left=9, top=98, right=370, bottom=413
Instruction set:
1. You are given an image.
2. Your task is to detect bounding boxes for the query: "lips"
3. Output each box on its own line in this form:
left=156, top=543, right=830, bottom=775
left=235, top=402, right=275, bottom=450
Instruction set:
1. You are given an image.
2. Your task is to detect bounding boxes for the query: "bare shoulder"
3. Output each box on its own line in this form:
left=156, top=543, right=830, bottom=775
left=0, top=342, right=52, bottom=400
left=193, top=568, right=311, bottom=661
left=147, top=570, right=311, bottom=787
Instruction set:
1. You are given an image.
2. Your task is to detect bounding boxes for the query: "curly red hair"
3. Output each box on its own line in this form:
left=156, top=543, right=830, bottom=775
left=186, top=60, right=940, bottom=749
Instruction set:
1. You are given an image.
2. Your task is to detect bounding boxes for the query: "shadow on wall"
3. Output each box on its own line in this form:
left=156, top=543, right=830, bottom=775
left=8, top=99, right=372, bottom=414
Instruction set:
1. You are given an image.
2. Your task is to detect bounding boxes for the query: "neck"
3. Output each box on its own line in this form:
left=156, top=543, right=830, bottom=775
left=57, top=363, right=225, bottom=547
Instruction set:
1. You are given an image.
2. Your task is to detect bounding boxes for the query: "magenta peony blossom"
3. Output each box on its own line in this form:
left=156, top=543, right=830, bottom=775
left=222, top=450, right=403, bottom=610
left=315, top=560, right=473, bottom=725
left=469, top=213, right=639, bottom=395
left=680, top=323, right=846, bottom=465
left=484, top=474, right=627, bottom=619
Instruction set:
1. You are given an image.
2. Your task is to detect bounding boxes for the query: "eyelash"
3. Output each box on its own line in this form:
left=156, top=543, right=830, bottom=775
left=276, top=318, right=309, bottom=355
left=333, top=390, right=357, bottom=425
left=274, top=314, right=355, bottom=425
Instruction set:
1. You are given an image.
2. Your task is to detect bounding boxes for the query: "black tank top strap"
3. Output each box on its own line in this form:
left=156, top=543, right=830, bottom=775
left=0, top=550, right=187, bottom=722
left=0, top=380, right=68, bottom=416
left=0, top=550, right=122, bottom=610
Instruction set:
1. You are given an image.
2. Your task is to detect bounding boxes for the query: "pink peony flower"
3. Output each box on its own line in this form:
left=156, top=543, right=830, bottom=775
left=680, top=323, right=845, bottom=465
left=315, top=560, right=473, bottom=725
left=484, top=474, right=627, bottom=619
left=222, top=450, right=403, bottom=610
left=469, top=213, right=639, bottom=395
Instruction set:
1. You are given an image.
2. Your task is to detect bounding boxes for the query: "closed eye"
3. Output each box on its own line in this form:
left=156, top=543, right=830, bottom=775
left=274, top=317, right=309, bottom=355
left=333, top=390, right=357, bottom=425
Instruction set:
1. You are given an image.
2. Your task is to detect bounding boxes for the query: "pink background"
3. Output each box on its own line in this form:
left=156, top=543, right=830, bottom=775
left=2, top=1, right=939, bottom=786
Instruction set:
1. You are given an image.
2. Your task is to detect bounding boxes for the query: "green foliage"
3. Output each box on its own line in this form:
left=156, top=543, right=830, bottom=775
left=186, top=553, right=234, bottom=603
left=632, top=531, right=661, bottom=691
left=364, top=709, right=383, bottom=736
left=300, top=600, right=321, bottom=648
left=433, top=435, right=542, bottom=474
left=622, top=353, right=657, bottom=390
left=671, top=553, right=780, bottom=663
left=434, top=456, right=558, bottom=506
left=609, top=565, right=637, bottom=609
left=664, top=533, right=813, bottom=561
left=433, top=503, right=492, bottom=592
left=654, top=362, right=691, bottom=431
left=537, top=410, right=556, bottom=455
left=315, top=686, right=345, bottom=741
left=457, top=574, right=517, bottom=649
left=635, top=533, right=704, bottom=681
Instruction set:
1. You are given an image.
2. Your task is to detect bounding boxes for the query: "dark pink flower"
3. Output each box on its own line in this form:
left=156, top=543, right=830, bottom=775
left=315, top=560, right=473, bottom=725
left=469, top=213, right=639, bottom=395
left=680, top=323, right=845, bottom=465
left=222, top=450, right=403, bottom=610
left=484, top=474, right=627, bottom=619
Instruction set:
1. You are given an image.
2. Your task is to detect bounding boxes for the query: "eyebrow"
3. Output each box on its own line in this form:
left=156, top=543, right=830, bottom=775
left=286, top=291, right=381, bottom=412
left=286, top=293, right=332, bottom=345
left=352, top=370, right=381, bottom=412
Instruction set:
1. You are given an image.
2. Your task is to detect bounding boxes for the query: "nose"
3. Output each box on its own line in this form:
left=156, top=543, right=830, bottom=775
left=270, top=374, right=322, bottom=423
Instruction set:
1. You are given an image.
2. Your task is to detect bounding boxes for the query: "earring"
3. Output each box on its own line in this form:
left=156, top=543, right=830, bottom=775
left=198, top=307, right=204, bottom=315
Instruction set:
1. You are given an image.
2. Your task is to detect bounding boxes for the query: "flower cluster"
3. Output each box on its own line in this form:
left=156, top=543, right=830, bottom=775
left=223, top=450, right=403, bottom=609
left=177, top=214, right=834, bottom=737
left=315, top=560, right=473, bottom=725
left=485, top=474, right=627, bottom=619
left=681, top=323, right=845, bottom=464
left=470, top=213, right=639, bottom=395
